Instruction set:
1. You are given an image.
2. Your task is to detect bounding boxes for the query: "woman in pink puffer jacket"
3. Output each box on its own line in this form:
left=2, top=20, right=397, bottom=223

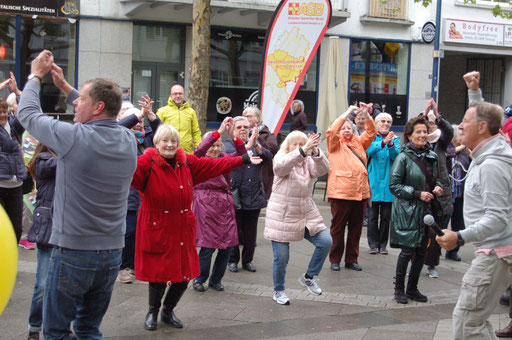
left=264, top=131, right=331, bottom=306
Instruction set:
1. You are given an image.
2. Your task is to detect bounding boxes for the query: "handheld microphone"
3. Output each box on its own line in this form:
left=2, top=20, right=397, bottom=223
left=424, top=214, right=444, bottom=236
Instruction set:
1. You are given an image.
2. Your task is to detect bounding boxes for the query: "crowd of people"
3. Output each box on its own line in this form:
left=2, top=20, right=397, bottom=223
left=2, top=50, right=512, bottom=340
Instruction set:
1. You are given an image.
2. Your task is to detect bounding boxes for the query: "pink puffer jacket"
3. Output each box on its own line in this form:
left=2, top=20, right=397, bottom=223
left=264, top=148, right=329, bottom=242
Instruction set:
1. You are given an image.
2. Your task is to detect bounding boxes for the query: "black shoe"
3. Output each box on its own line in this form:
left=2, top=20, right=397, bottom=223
left=144, top=308, right=159, bottom=331
left=330, top=263, right=341, bottom=271
left=27, top=331, right=39, bottom=340
left=242, top=263, right=256, bottom=272
left=161, top=309, right=183, bottom=328
left=208, top=281, right=225, bottom=291
left=228, top=262, right=239, bottom=273
left=345, top=263, right=362, bottom=271
left=394, top=290, right=408, bottom=304
left=445, top=253, right=462, bottom=261
left=193, top=280, right=205, bottom=292
left=406, top=289, right=428, bottom=302
left=500, top=288, right=511, bottom=306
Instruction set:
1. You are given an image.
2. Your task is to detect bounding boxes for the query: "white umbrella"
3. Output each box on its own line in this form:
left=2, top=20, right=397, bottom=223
left=316, top=36, right=348, bottom=140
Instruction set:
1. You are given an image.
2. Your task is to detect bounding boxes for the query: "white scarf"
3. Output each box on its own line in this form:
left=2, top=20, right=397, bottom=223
left=428, top=128, right=441, bottom=144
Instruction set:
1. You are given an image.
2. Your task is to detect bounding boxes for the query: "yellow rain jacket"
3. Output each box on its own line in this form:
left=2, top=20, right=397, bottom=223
left=156, top=98, right=202, bottom=154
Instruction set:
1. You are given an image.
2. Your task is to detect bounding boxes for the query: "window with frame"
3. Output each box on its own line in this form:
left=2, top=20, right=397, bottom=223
left=349, top=39, right=410, bottom=126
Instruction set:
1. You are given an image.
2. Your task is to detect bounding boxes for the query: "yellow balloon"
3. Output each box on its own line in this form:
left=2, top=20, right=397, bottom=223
left=0, top=205, right=18, bottom=315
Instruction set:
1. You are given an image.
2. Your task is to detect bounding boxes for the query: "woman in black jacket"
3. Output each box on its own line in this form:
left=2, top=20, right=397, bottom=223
left=26, top=143, right=57, bottom=340
left=223, top=116, right=273, bottom=273
left=0, top=96, right=26, bottom=244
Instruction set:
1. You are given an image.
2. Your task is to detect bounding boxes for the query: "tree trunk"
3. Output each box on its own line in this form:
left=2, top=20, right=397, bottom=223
left=188, top=0, right=211, bottom=134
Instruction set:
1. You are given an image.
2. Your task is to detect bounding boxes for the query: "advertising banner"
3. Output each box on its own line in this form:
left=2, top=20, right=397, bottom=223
left=259, top=0, right=331, bottom=134
left=0, top=0, right=79, bottom=18
left=443, top=18, right=507, bottom=47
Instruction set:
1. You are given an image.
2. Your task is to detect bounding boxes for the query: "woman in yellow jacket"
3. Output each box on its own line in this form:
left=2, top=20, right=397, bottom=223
left=326, top=103, right=377, bottom=272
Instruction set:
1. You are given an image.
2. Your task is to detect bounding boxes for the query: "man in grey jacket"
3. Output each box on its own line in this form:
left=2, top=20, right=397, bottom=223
left=437, top=99, right=512, bottom=339
left=18, top=50, right=137, bottom=339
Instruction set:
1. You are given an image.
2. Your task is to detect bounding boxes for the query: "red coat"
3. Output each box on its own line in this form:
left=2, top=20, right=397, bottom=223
left=132, top=147, right=244, bottom=283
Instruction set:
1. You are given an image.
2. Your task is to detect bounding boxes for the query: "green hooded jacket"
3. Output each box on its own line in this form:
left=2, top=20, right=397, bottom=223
left=389, top=145, right=441, bottom=248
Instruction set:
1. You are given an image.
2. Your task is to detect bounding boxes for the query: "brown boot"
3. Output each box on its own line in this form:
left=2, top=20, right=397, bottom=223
left=496, top=321, right=512, bottom=338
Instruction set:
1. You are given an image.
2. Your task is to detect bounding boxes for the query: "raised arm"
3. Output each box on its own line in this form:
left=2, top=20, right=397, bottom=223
left=326, top=105, right=358, bottom=153
left=463, top=71, right=484, bottom=104
left=18, top=52, right=76, bottom=157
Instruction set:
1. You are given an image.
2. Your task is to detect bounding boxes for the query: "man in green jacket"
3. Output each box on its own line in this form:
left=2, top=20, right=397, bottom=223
left=156, top=84, right=202, bottom=154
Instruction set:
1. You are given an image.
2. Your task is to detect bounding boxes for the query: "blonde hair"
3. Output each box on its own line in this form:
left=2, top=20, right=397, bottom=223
left=153, top=124, right=180, bottom=145
left=6, top=93, right=17, bottom=111
left=242, top=106, right=262, bottom=125
left=280, top=130, right=308, bottom=153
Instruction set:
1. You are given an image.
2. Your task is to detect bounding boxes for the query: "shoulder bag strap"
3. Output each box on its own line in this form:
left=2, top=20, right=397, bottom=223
left=142, top=159, right=154, bottom=192
left=348, top=147, right=367, bottom=168
left=404, top=152, right=434, bottom=191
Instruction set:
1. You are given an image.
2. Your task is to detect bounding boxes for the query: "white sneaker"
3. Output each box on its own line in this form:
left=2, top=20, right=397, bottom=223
left=273, top=290, right=290, bottom=305
left=298, top=274, right=322, bottom=295
left=117, top=268, right=133, bottom=283
left=427, top=266, right=439, bottom=278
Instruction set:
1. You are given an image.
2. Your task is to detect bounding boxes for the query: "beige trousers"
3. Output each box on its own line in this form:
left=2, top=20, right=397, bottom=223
left=453, top=251, right=512, bottom=339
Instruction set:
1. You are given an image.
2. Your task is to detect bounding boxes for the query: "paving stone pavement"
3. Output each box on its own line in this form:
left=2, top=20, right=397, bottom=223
left=1, top=189, right=510, bottom=339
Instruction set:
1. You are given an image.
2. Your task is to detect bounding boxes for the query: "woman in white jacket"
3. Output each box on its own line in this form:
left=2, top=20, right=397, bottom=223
left=264, top=131, right=331, bottom=305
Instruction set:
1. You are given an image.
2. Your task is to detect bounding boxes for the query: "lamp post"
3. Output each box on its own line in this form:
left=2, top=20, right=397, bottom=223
left=431, top=0, right=443, bottom=101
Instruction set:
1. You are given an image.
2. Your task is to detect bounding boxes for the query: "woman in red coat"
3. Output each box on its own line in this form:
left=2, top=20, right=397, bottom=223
left=131, top=124, right=260, bottom=331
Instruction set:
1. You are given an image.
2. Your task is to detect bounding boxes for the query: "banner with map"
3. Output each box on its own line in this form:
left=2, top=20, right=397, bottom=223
left=259, top=0, right=331, bottom=134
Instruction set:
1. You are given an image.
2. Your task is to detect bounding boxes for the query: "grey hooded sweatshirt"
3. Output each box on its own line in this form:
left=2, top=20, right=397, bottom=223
left=460, top=135, right=512, bottom=248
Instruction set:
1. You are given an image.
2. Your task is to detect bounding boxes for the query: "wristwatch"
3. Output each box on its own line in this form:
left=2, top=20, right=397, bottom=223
left=456, top=232, right=465, bottom=247
left=28, top=74, right=43, bottom=82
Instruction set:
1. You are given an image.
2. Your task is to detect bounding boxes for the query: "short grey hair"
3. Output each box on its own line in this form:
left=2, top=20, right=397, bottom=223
left=375, top=112, right=393, bottom=124
left=290, top=100, right=304, bottom=114
left=233, top=116, right=250, bottom=126
left=153, top=124, right=180, bottom=145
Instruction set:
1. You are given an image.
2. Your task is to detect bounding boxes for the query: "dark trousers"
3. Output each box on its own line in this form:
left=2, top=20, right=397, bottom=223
left=121, top=210, right=137, bottom=270
left=0, top=186, right=23, bottom=243
left=367, top=201, right=392, bottom=250
left=148, top=281, right=188, bottom=310
left=447, top=197, right=465, bottom=256
left=230, top=209, right=260, bottom=265
left=425, top=214, right=450, bottom=267
left=395, top=236, right=428, bottom=293
left=197, top=247, right=232, bottom=284
left=329, top=198, right=367, bottom=264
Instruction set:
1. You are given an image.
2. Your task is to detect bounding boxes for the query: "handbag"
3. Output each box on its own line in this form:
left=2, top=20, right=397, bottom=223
left=22, top=170, right=35, bottom=194
left=348, top=147, right=372, bottom=208
left=231, top=186, right=242, bottom=210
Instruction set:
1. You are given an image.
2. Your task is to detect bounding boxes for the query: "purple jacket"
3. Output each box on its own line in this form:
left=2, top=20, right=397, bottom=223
left=192, top=133, right=246, bottom=249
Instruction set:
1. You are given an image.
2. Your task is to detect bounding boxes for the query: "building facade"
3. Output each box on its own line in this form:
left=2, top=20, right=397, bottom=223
left=1, top=0, right=511, bottom=129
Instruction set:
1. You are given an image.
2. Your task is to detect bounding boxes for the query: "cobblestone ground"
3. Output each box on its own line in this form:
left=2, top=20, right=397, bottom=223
left=1, top=189, right=510, bottom=339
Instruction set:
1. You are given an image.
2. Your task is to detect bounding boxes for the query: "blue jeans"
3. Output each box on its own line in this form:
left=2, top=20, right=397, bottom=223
left=28, top=245, right=52, bottom=332
left=196, top=247, right=232, bottom=284
left=43, top=247, right=122, bottom=340
left=272, top=229, right=332, bottom=292
left=121, top=210, right=137, bottom=270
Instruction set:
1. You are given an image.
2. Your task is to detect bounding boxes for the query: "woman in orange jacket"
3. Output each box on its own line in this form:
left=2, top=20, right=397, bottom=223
left=326, top=103, right=377, bottom=272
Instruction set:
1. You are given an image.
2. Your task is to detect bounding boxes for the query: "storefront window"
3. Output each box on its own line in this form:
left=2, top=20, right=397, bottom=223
left=349, top=39, right=409, bottom=125
left=0, top=16, right=16, bottom=98
left=19, top=17, right=76, bottom=114
left=208, top=28, right=317, bottom=124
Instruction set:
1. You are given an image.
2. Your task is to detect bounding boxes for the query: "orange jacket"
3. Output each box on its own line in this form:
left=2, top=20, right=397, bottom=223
left=326, top=116, right=377, bottom=201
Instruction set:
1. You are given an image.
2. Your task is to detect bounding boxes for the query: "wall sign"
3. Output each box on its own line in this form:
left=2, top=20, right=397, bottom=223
left=421, top=22, right=436, bottom=44
left=0, top=0, right=79, bottom=18
left=443, top=18, right=512, bottom=47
